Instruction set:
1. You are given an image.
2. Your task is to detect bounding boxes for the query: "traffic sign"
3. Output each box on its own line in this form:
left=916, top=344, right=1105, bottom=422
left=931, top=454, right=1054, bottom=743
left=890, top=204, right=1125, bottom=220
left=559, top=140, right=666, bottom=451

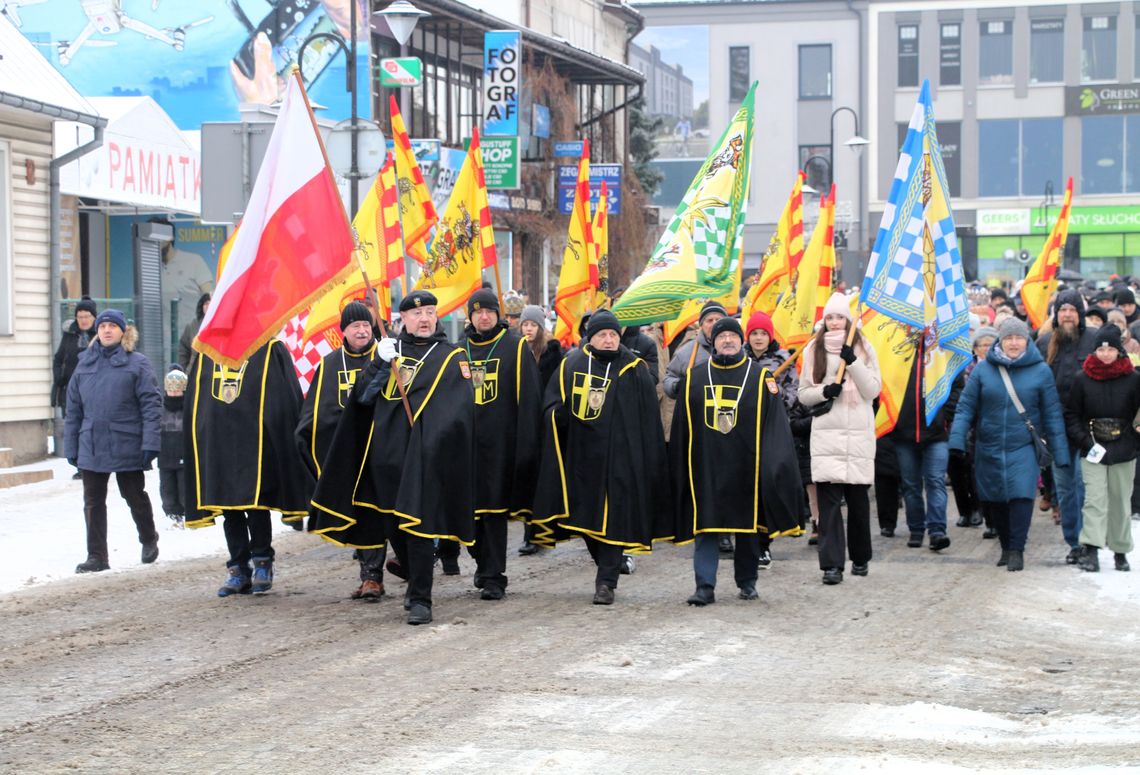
left=379, top=57, right=423, bottom=87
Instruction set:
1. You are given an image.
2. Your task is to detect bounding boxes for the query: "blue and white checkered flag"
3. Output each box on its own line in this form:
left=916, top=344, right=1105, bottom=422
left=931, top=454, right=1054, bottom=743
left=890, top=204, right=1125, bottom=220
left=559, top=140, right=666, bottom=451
left=860, top=80, right=970, bottom=424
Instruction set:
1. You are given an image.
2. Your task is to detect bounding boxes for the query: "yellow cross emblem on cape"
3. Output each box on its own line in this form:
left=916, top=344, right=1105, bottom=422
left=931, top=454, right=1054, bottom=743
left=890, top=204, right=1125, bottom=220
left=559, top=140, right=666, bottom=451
left=570, top=371, right=611, bottom=421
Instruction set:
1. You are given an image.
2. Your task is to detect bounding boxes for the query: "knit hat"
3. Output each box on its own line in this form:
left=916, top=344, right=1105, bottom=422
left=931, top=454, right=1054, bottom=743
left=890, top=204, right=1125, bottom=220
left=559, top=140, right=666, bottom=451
left=971, top=326, right=998, bottom=347
left=745, top=311, right=775, bottom=340
left=1092, top=290, right=1112, bottom=305
left=699, top=299, right=728, bottom=322
left=1092, top=323, right=1125, bottom=354
left=75, top=297, right=97, bottom=317
left=1052, top=289, right=1087, bottom=331
left=997, top=316, right=1030, bottom=341
left=340, top=301, right=371, bottom=331
left=467, top=288, right=499, bottom=316
left=710, top=316, right=743, bottom=344
left=1115, top=288, right=1136, bottom=306
left=521, top=305, right=546, bottom=328
left=399, top=290, right=437, bottom=312
left=822, top=291, right=851, bottom=321
left=94, top=308, right=126, bottom=332
left=585, top=310, right=621, bottom=339
left=1085, top=307, right=1107, bottom=327
left=164, top=365, right=188, bottom=393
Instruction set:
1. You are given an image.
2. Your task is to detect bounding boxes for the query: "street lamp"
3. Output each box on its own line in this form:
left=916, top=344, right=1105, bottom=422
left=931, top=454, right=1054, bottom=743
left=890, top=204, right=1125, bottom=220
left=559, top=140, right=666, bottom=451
left=376, top=0, right=430, bottom=46
left=375, top=0, right=431, bottom=120
left=829, top=105, right=867, bottom=259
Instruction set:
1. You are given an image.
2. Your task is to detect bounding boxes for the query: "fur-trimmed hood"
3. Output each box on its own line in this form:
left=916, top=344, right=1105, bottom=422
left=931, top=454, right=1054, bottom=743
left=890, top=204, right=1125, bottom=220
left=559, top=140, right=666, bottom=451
left=85, top=324, right=140, bottom=353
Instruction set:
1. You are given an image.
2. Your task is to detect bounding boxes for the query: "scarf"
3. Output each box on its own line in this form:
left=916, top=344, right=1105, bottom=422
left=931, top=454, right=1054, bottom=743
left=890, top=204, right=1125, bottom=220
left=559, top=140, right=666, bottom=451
left=1082, top=353, right=1135, bottom=381
left=824, top=330, right=846, bottom=354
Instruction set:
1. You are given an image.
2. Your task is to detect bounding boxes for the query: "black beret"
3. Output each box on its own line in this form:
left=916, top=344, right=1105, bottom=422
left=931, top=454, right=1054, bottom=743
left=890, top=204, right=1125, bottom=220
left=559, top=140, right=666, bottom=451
left=399, top=290, right=438, bottom=312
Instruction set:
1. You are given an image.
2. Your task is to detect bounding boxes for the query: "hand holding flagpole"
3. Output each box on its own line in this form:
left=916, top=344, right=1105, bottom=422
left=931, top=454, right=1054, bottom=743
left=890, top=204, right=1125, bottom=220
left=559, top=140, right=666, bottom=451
left=352, top=241, right=414, bottom=427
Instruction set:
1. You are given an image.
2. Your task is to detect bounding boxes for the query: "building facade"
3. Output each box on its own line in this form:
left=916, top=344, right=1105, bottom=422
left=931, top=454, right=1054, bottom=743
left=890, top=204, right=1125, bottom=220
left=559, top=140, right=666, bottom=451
left=628, top=41, right=695, bottom=121
left=869, top=0, right=1140, bottom=284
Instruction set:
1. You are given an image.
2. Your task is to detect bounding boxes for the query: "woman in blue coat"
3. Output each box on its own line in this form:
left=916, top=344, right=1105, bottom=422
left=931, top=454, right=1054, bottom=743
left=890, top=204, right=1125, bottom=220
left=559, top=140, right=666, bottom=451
left=948, top=317, right=1070, bottom=572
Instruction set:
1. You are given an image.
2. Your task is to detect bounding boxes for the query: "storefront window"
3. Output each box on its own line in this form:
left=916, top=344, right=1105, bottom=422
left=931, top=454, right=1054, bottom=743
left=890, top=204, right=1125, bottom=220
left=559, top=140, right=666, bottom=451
left=1082, top=115, right=1124, bottom=193
left=979, top=20, right=1013, bottom=85
left=940, top=24, right=961, bottom=86
left=978, top=119, right=1019, bottom=196
left=1021, top=118, right=1063, bottom=198
left=1082, top=15, right=1116, bottom=82
left=898, top=25, right=919, bottom=87
left=1030, top=19, right=1064, bottom=83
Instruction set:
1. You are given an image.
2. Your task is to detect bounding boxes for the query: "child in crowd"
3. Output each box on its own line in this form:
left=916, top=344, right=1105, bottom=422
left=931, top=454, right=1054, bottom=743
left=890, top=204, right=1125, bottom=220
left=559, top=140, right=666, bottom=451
left=159, top=365, right=188, bottom=527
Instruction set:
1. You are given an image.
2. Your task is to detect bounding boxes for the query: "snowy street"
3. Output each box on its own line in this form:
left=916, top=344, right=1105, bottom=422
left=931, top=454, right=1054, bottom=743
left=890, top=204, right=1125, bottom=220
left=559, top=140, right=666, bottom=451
left=1, top=465, right=1139, bottom=773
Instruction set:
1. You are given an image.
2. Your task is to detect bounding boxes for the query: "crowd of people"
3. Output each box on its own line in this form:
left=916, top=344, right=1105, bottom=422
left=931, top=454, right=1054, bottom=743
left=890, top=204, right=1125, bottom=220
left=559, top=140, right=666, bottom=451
left=55, top=275, right=1140, bottom=623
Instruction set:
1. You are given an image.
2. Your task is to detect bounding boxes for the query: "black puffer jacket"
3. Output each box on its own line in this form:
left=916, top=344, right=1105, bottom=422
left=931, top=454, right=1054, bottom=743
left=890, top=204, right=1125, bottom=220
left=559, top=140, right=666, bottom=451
left=1064, top=357, right=1140, bottom=464
left=1035, top=289, right=1099, bottom=407
left=621, top=327, right=659, bottom=385
left=537, top=338, right=563, bottom=390
left=52, top=320, right=94, bottom=408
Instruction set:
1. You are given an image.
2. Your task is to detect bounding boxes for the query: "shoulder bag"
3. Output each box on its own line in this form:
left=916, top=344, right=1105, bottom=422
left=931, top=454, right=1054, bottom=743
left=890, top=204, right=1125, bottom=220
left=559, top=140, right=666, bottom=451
left=997, top=365, right=1054, bottom=469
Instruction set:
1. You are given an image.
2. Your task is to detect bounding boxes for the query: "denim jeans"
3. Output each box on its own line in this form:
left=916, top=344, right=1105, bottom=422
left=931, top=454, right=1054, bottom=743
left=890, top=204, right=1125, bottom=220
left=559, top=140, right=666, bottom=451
left=894, top=440, right=949, bottom=536
left=1053, top=448, right=1085, bottom=549
left=693, top=532, right=760, bottom=589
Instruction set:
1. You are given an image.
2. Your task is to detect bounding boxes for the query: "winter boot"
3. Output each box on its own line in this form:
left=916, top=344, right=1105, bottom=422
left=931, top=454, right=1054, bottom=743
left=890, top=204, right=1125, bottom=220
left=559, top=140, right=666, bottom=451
left=217, top=566, right=251, bottom=597
left=75, top=557, right=110, bottom=574
left=1006, top=550, right=1024, bottom=572
left=141, top=540, right=159, bottom=565
left=1115, top=553, right=1130, bottom=572
left=996, top=550, right=1010, bottom=567
left=1078, top=545, right=1100, bottom=573
left=250, top=558, right=274, bottom=594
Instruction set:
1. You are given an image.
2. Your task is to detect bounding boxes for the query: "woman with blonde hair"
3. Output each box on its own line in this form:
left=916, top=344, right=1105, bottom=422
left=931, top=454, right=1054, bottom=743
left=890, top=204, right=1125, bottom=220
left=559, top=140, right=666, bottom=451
left=798, top=293, right=882, bottom=585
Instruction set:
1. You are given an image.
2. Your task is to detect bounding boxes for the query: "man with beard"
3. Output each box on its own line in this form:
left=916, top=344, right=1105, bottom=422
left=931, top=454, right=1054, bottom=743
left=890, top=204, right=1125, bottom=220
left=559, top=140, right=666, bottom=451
left=311, top=290, right=475, bottom=625
left=532, top=310, right=671, bottom=605
left=295, top=301, right=382, bottom=599
left=670, top=317, right=802, bottom=604
left=1036, top=289, right=1099, bottom=562
left=449, top=288, right=542, bottom=600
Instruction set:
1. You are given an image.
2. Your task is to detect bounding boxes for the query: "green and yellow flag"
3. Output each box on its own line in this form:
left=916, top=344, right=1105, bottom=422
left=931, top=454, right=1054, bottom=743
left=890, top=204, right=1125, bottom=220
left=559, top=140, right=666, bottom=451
left=612, top=82, right=756, bottom=326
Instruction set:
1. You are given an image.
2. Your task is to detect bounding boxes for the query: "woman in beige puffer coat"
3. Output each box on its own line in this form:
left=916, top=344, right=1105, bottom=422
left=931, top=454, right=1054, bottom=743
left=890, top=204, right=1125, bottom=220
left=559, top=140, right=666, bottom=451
left=798, top=292, right=882, bottom=586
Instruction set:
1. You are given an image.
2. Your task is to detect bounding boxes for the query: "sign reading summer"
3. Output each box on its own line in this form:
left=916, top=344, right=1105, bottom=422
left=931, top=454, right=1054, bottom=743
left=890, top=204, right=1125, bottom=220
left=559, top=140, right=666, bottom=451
left=483, top=31, right=521, bottom=135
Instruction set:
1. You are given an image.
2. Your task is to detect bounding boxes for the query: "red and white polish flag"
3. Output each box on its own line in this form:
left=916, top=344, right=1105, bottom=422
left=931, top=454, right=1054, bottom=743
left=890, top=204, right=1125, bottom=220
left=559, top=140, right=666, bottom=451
left=194, top=72, right=355, bottom=368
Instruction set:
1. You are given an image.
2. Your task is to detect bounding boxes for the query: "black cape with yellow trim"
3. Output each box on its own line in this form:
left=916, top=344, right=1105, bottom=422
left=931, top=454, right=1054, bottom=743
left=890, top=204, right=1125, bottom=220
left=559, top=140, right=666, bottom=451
left=532, top=344, right=672, bottom=551
left=295, top=341, right=377, bottom=479
left=457, top=322, right=542, bottom=519
left=669, top=353, right=803, bottom=543
left=309, top=327, right=476, bottom=547
left=184, top=339, right=313, bottom=528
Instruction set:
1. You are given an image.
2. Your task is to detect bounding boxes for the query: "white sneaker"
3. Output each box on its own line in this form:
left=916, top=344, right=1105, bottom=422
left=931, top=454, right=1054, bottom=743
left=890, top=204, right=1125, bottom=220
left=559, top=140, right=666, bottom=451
left=757, top=550, right=773, bottom=570
left=1132, top=513, right=1140, bottom=522
left=620, top=555, right=636, bottom=575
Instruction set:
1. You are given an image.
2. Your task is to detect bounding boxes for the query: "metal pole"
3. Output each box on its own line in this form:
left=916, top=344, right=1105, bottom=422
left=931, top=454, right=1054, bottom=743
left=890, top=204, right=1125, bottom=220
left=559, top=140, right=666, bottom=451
left=349, top=0, right=359, bottom=217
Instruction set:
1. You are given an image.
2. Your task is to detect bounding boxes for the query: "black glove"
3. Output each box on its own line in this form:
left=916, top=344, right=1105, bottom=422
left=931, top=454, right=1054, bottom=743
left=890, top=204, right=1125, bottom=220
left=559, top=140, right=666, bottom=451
left=839, top=344, right=857, bottom=365
left=822, top=382, right=843, bottom=400
left=949, top=448, right=967, bottom=462
left=67, top=458, right=78, bottom=468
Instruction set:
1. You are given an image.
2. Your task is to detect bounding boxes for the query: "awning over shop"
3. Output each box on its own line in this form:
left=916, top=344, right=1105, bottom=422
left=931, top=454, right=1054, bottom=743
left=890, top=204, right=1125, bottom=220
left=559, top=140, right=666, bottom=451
left=55, top=96, right=200, bottom=215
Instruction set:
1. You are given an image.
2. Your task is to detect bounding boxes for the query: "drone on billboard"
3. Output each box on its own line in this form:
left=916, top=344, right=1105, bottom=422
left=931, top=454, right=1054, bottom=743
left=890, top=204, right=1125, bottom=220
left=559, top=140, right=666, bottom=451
left=25, top=0, right=213, bottom=65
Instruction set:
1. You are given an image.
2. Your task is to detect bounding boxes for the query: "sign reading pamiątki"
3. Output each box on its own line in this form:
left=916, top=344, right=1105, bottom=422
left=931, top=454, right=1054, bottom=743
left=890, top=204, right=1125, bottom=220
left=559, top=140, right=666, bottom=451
left=483, top=31, right=521, bottom=136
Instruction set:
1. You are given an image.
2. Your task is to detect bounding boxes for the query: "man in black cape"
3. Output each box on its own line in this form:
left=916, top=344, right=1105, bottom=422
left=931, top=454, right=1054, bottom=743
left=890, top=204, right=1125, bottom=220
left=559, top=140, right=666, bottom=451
left=446, top=288, right=542, bottom=600
left=295, top=300, right=384, bottom=599
left=310, top=290, right=476, bottom=625
left=670, top=317, right=803, bottom=605
left=532, top=310, right=671, bottom=605
left=184, top=339, right=313, bottom=596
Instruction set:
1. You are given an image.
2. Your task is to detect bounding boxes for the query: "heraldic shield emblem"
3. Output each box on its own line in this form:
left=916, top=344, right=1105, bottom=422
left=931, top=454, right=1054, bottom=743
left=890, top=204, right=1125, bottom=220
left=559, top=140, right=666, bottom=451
left=336, top=368, right=361, bottom=408
left=703, top=383, right=742, bottom=434
left=570, top=371, right=612, bottom=421
left=211, top=363, right=247, bottom=404
left=383, top=356, right=424, bottom=401
left=470, top=358, right=500, bottom=405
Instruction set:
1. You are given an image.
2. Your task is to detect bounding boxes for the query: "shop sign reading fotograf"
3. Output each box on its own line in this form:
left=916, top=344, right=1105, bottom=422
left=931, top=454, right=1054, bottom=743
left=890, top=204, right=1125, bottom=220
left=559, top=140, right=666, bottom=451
left=483, top=31, right=521, bottom=136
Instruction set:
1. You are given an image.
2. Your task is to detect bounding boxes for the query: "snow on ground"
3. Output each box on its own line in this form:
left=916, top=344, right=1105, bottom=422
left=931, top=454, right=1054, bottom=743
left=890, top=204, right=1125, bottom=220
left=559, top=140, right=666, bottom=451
left=0, top=456, right=296, bottom=594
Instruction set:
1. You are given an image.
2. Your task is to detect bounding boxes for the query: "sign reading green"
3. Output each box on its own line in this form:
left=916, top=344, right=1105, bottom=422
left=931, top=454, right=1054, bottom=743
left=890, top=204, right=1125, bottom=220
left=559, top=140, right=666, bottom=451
left=379, top=57, right=423, bottom=87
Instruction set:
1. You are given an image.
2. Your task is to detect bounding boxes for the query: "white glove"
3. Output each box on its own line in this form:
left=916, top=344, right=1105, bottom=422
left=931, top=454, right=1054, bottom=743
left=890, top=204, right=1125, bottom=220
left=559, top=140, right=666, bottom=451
left=377, top=338, right=398, bottom=363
